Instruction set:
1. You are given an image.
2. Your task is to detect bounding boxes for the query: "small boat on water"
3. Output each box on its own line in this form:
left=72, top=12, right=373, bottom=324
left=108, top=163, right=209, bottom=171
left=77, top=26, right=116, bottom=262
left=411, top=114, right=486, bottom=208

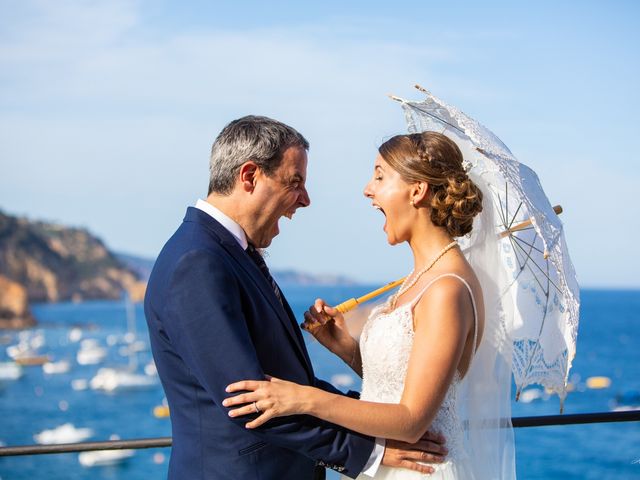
left=153, top=398, right=170, bottom=418
left=6, top=337, right=50, bottom=366
left=78, top=435, right=134, bottom=467
left=144, top=360, right=157, bottom=376
left=78, top=448, right=135, bottom=467
left=7, top=342, right=44, bottom=360
left=90, top=367, right=157, bottom=392
left=153, top=405, right=170, bottom=418
left=68, top=328, right=83, bottom=343
left=330, top=373, right=354, bottom=388
left=43, top=360, right=71, bottom=375
left=33, top=423, right=93, bottom=445
left=76, top=339, right=107, bottom=365
left=15, top=355, right=50, bottom=366
left=519, top=388, right=547, bottom=403
left=586, top=376, right=612, bottom=389
left=71, top=378, right=89, bottom=391
left=89, top=295, right=157, bottom=393
left=0, top=361, right=23, bottom=380
left=610, top=390, right=640, bottom=412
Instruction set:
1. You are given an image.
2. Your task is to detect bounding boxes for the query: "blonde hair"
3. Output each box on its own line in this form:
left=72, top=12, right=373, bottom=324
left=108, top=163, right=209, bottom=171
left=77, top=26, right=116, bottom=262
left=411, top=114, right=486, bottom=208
left=379, top=132, right=483, bottom=237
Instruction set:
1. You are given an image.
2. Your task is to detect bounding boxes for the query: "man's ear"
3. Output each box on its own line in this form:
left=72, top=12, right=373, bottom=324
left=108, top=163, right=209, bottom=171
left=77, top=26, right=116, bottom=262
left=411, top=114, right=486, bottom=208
left=411, top=181, right=430, bottom=207
left=239, top=162, right=259, bottom=192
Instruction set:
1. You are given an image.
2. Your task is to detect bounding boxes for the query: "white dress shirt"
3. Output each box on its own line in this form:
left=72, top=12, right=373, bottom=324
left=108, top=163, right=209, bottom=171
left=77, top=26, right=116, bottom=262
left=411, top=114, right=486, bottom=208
left=194, top=199, right=384, bottom=477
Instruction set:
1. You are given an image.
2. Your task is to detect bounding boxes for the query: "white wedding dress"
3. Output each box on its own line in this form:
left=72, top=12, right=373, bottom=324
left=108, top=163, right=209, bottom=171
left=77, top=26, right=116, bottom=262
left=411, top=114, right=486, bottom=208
left=350, top=273, right=478, bottom=480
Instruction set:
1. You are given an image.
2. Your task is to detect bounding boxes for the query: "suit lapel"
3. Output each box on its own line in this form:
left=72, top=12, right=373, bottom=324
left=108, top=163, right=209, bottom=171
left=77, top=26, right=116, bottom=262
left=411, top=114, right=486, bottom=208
left=278, top=290, right=314, bottom=376
left=185, top=208, right=314, bottom=381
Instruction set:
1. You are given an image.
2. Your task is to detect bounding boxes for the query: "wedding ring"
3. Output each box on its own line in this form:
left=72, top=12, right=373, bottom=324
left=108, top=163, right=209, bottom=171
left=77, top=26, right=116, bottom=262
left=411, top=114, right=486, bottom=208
left=253, top=401, right=260, bottom=414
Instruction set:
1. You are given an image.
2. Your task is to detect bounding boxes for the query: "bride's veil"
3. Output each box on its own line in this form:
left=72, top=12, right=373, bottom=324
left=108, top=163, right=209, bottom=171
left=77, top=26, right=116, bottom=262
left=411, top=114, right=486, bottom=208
left=457, top=162, right=517, bottom=479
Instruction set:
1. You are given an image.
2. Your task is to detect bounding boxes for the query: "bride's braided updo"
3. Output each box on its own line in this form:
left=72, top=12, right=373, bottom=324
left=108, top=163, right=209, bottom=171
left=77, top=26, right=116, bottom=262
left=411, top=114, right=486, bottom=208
left=379, top=132, right=483, bottom=237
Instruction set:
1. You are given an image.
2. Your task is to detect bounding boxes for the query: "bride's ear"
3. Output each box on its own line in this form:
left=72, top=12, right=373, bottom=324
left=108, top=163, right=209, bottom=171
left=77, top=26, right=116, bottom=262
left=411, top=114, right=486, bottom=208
left=410, top=182, right=429, bottom=207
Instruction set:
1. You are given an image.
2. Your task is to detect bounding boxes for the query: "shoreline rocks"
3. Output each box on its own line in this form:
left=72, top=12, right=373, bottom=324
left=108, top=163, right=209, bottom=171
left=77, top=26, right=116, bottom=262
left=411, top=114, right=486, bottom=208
left=0, top=275, right=36, bottom=329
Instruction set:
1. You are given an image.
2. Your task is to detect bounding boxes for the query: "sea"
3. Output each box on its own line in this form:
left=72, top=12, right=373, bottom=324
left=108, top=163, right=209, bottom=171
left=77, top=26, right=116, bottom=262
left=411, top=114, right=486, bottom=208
left=0, top=287, right=638, bottom=480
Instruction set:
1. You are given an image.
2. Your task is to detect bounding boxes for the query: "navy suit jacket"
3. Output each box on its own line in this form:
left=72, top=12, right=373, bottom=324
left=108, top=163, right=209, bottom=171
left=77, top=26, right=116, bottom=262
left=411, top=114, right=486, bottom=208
left=144, top=207, right=375, bottom=479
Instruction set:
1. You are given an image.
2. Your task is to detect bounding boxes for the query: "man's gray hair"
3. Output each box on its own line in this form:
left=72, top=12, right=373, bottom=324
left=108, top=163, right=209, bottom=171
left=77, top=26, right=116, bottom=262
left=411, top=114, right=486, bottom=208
left=208, top=115, right=310, bottom=195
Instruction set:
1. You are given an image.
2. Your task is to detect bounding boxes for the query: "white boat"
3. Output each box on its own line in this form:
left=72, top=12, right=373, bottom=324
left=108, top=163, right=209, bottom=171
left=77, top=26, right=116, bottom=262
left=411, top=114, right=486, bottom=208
left=28, top=331, right=45, bottom=350
left=78, top=448, right=134, bottom=467
left=71, top=379, right=89, bottom=391
left=144, top=360, right=157, bottom=377
left=0, top=361, right=23, bottom=380
left=518, top=388, right=546, bottom=403
left=34, top=423, right=93, bottom=445
left=118, top=340, right=147, bottom=357
left=7, top=342, right=37, bottom=360
left=68, top=328, right=83, bottom=343
left=76, top=339, right=107, bottom=365
left=90, top=367, right=157, bottom=392
left=43, top=360, right=71, bottom=375
left=330, top=373, right=354, bottom=388
left=88, top=294, right=157, bottom=393
left=6, top=342, right=49, bottom=365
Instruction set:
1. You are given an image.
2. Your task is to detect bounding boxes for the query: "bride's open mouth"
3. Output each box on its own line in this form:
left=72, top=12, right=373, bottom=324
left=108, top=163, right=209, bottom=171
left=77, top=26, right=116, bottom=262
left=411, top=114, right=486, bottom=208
left=373, top=204, right=387, bottom=230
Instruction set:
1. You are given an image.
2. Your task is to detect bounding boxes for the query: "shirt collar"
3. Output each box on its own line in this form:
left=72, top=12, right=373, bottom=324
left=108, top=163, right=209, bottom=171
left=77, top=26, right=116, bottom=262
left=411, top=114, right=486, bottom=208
left=195, top=199, right=249, bottom=250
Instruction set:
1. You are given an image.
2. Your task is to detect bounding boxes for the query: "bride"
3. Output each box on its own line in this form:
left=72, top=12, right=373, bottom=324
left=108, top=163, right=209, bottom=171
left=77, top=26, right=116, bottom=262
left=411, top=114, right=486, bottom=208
left=223, top=131, right=515, bottom=479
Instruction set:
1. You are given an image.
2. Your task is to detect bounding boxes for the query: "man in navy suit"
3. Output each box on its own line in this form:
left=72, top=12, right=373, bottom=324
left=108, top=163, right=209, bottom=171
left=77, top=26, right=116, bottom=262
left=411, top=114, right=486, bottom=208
left=145, top=116, right=446, bottom=479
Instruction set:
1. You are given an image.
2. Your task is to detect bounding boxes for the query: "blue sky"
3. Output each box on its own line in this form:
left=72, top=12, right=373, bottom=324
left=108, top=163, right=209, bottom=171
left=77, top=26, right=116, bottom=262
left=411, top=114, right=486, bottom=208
left=1, top=0, right=638, bottom=288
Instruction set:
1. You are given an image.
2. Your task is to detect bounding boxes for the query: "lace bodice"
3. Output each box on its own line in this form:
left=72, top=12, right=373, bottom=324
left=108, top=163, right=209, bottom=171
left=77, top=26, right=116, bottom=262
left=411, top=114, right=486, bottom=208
left=359, top=274, right=478, bottom=468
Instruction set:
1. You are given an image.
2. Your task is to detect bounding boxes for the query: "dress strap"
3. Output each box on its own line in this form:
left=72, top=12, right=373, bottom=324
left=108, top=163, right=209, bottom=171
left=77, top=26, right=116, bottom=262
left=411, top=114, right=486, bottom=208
left=408, top=273, right=479, bottom=353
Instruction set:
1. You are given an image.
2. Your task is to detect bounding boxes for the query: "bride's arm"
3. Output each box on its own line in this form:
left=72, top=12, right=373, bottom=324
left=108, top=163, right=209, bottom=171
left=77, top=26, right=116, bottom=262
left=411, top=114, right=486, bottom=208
left=224, top=279, right=472, bottom=443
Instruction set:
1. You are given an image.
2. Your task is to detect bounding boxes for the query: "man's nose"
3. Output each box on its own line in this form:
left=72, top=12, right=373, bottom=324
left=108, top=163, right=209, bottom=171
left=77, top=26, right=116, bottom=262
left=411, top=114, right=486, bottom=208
left=299, top=187, right=311, bottom=207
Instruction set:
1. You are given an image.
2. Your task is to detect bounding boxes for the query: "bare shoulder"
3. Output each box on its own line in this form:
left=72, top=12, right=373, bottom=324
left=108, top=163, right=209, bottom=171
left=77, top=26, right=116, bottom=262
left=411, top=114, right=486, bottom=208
left=412, top=269, right=483, bottom=338
left=415, top=274, right=472, bottom=311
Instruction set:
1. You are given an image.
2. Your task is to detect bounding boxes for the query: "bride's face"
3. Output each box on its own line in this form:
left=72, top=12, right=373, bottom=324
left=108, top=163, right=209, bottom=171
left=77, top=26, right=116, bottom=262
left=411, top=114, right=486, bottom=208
left=363, top=155, right=414, bottom=245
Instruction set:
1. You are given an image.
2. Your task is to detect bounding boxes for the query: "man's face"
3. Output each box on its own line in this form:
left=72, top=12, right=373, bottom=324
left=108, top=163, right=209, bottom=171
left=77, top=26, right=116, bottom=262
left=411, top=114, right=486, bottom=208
left=249, top=146, right=310, bottom=248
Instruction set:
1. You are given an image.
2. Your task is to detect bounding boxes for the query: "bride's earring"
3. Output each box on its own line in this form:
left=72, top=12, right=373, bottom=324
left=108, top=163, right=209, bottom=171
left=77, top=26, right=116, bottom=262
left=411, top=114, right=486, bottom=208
left=410, top=199, right=416, bottom=208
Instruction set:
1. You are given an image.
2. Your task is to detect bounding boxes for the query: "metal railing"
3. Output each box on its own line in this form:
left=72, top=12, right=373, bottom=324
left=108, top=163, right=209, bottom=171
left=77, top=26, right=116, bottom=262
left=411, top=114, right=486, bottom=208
left=1, top=410, right=638, bottom=457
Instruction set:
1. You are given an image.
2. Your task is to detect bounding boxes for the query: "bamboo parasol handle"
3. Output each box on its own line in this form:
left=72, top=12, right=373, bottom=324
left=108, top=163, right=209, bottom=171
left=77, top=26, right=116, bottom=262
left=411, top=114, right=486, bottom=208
left=332, top=205, right=563, bottom=314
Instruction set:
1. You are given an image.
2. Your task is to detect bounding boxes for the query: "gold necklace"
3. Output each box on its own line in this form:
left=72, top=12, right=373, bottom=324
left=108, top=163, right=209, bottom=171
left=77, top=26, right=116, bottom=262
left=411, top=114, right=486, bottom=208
left=392, top=240, right=459, bottom=309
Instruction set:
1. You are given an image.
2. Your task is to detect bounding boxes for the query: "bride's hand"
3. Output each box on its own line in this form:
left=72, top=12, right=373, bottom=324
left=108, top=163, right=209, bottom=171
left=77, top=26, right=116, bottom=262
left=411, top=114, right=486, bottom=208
left=223, top=376, right=311, bottom=429
left=301, top=299, right=355, bottom=360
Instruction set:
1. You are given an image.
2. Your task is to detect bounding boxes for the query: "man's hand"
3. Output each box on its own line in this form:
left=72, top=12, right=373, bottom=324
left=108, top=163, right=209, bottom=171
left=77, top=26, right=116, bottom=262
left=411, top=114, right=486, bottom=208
left=381, top=430, right=447, bottom=475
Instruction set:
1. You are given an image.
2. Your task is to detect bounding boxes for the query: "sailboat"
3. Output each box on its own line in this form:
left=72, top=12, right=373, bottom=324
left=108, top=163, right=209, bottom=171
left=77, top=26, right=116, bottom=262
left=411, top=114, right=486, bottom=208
left=90, top=293, right=157, bottom=393
left=7, top=331, right=50, bottom=365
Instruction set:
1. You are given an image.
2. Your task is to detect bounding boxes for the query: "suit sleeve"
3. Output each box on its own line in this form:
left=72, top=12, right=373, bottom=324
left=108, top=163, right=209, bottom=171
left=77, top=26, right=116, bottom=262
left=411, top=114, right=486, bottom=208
left=163, top=249, right=374, bottom=478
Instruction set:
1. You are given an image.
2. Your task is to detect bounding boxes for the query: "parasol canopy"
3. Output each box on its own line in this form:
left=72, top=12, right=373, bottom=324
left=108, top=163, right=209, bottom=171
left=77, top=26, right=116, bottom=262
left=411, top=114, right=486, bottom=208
left=389, top=86, right=580, bottom=407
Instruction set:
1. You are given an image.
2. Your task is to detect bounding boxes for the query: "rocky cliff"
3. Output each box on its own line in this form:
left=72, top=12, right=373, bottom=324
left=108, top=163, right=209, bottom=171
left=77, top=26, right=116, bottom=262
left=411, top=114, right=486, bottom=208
left=0, top=274, right=36, bottom=329
left=0, top=210, right=143, bottom=303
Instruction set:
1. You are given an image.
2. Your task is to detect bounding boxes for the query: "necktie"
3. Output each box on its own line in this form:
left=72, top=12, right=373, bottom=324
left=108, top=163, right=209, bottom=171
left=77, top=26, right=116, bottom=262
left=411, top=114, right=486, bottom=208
left=246, top=245, right=283, bottom=306
left=247, top=245, right=314, bottom=381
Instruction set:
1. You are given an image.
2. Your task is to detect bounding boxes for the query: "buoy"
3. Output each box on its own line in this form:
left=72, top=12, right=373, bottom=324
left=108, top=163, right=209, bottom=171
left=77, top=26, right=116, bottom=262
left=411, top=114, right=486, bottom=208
left=586, top=376, right=611, bottom=389
left=153, top=405, right=170, bottom=418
